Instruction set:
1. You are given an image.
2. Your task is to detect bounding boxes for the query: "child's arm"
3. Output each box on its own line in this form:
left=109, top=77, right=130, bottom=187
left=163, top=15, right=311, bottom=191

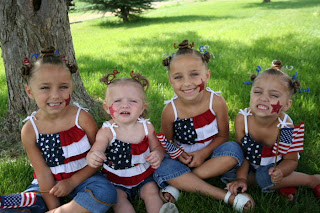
left=269, top=115, right=298, bottom=184
left=161, top=103, right=193, bottom=164
left=145, top=123, right=165, bottom=169
left=87, top=125, right=112, bottom=169
left=188, top=94, right=229, bottom=167
left=269, top=153, right=298, bottom=184
left=227, top=113, right=250, bottom=195
left=21, top=122, right=60, bottom=210
left=49, top=110, right=99, bottom=197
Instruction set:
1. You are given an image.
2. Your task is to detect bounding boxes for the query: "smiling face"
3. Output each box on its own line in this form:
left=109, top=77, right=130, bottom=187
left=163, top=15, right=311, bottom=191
left=104, top=82, right=146, bottom=125
left=169, top=54, right=210, bottom=101
left=25, top=64, right=74, bottom=116
left=250, top=74, right=292, bottom=117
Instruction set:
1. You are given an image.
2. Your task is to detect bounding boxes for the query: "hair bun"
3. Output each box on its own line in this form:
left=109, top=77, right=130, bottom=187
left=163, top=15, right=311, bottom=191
left=250, top=73, right=257, bottom=81
left=40, top=46, right=56, bottom=57
left=272, top=60, right=283, bottom=71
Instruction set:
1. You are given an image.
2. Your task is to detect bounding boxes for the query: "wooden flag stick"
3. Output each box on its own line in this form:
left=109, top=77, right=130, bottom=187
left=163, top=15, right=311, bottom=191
left=273, top=128, right=281, bottom=170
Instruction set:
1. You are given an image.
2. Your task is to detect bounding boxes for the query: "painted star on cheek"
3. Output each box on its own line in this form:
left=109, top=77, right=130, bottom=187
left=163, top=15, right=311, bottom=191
left=109, top=104, right=116, bottom=118
left=65, top=94, right=71, bottom=106
left=271, top=101, right=283, bottom=113
left=198, top=79, right=205, bottom=92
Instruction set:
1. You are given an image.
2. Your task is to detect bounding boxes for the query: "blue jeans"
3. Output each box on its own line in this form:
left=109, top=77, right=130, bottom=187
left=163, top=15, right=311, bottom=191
left=154, top=141, right=244, bottom=188
left=0, top=173, right=117, bottom=213
left=114, top=175, right=155, bottom=201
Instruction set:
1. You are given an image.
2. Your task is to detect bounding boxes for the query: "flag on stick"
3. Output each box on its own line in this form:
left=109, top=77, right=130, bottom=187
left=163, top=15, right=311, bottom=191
left=273, top=122, right=304, bottom=169
left=0, top=192, right=37, bottom=209
left=157, top=133, right=187, bottom=159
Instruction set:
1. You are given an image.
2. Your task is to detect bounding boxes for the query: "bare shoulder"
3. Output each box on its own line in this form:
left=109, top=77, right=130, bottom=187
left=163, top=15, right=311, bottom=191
left=21, top=121, right=36, bottom=146
left=78, top=108, right=97, bottom=128
left=161, top=102, right=175, bottom=121
left=212, top=93, right=227, bottom=109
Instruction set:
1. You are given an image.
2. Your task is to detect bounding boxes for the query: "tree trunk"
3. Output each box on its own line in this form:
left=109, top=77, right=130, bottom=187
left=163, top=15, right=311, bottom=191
left=263, top=0, right=271, bottom=2
left=0, top=0, right=102, bottom=150
left=120, top=6, right=129, bottom=22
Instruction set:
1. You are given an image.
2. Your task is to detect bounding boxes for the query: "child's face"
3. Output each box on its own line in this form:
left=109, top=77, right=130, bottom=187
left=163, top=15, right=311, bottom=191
left=250, top=75, right=292, bottom=117
left=25, top=64, right=74, bottom=115
left=104, top=83, right=146, bottom=125
left=169, top=54, right=210, bottom=101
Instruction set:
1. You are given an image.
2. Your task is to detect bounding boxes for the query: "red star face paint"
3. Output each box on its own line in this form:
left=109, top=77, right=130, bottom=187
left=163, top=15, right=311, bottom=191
left=65, top=94, right=71, bottom=106
left=271, top=101, right=283, bottom=113
left=109, top=104, right=116, bottom=118
left=198, top=79, right=205, bottom=92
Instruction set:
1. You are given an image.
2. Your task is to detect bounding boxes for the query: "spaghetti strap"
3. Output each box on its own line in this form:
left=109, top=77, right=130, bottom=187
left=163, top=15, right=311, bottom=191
left=74, top=102, right=88, bottom=130
left=137, top=118, right=151, bottom=136
left=164, top=95, right=178, bottom=121
left=23, top=112, right=39, bottom=141
left=277, top=113, right=293, bottom=128
left=239, top=108, right=252, bottom=135
left=206, top=87, right=221, bottom=115
left=102, top=121, right=118, bottom=143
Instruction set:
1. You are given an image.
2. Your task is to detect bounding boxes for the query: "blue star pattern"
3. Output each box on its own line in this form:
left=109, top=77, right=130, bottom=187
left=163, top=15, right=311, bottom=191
left=241, top=133, right=263, bottom=165
left=37, top=133, right=65, bottom=167
left=105, top=139, right=132, bottom=170
left=174, top=118, right=197, bottom=145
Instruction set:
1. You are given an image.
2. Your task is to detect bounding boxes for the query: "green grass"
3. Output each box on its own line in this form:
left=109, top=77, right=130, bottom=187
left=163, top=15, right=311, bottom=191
left=0, top=0, right=320, bottom=212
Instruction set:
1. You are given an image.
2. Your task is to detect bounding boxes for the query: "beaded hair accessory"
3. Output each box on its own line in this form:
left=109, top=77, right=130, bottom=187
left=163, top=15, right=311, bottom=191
left=21, top=47, right=78, bottom=78
left=100, top=69, right=149, bottom=91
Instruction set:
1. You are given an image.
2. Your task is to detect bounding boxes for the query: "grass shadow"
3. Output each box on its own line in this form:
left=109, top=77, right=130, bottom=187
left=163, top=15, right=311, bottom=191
left=95, top=15, right=236, bottom=29
left=244, top=0, right=319, bottom=10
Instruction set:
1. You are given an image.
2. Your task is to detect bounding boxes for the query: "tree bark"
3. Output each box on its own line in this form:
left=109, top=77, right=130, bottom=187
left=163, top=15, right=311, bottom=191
left=0, top=0, right=102, bottom=149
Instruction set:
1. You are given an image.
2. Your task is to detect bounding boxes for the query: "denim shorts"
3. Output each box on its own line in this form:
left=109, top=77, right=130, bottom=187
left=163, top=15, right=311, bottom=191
left=154, top=141, right=244, bottom=189
left=221, top=162, right=275, bottom=193
left=0, top=173, right=117, bottom=213
left=114, top=175, right=155, bottom=201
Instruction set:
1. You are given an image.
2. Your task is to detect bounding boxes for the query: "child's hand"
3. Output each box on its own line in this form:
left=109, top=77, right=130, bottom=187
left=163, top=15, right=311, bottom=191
left=187, top=150, right=206, bottom=168
left=145, top=150, right=162, bottom=169
left=269, top=167, right=284, bottom=184
left=49, top=179, right=75, bottom=197
left=177, top=152, right=192, bottom=165
left=226, top=178, right=248, bottom=195
left=87, top=150, right=106, bottom=168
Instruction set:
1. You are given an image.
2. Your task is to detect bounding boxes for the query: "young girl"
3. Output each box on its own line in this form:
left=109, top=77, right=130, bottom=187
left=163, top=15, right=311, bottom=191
left=153, top=40, right=254, bottom=212
left=226, top=60, right=320, bottom=201
left=86, top=71, right=178, bottom=213
left=15, top=47, right=117, bottom=213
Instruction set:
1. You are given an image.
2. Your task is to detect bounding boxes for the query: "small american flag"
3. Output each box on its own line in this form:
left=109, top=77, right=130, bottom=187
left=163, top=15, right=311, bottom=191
left=272, top=122, right=304, bottom=155
left=0, top=192, right=37, bottom=209
left=157, top=133, right=183, bottom=159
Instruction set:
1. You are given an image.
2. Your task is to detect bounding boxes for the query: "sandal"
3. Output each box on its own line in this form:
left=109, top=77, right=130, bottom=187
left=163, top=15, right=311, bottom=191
left=314, top=184, right=320, bottom=198
left=224, top=190, right=255, bottom=213
left=160, top=185, right=180, bottom=203
left=159, top=202, right=179, bottom=213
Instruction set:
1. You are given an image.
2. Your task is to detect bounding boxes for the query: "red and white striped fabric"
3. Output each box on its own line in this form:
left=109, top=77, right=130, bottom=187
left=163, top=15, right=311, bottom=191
left=272, top=122, right=304, bottom=155
left=157, top=133, right=183, bottom=159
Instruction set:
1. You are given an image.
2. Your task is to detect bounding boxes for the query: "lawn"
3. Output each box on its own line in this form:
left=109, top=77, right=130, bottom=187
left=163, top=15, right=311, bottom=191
left=0, top=0, right=319, bottom=212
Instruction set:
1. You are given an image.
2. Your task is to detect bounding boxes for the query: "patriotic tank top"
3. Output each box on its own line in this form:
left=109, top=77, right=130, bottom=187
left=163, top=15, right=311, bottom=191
left=25, top=104, right=91, bottom=183
left=102, top=118, right=154, bottom=188
left=239, top=108, right=304, bottom=169
left=165, top=87, right=220, bottom=153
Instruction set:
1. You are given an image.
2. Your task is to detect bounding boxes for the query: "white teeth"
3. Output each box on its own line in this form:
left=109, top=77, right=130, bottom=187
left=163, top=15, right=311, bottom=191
left=258, top=105, right=268, bottom=110
left=183, top=89, right=195, bottom=93
left=48, top=103, right=60, bottom=106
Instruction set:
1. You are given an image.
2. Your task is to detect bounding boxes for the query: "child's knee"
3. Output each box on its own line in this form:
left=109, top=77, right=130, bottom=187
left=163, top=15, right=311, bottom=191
left=140, top=182, right=159, bottom=200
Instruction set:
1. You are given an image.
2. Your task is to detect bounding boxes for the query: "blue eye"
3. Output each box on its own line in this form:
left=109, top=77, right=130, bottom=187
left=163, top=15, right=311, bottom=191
left=191, top=73, right=199, bottom=76
left=174, top=76, right=182, bottom=80
left=40, top=86, right=49, bottom=90
left=60, top=86, right=69, bottom=89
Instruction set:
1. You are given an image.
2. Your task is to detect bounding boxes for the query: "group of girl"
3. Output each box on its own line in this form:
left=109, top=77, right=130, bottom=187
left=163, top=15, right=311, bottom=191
left=1, top=40, right=319, bottom=213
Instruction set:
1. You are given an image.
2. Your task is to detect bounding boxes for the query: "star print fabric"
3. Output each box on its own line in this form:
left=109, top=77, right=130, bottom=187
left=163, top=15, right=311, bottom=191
left=38, top=133, right=65, bottom=167
left=105, top=140, right=132, bottom=170
left=174, top=118, right=197, bottom=145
